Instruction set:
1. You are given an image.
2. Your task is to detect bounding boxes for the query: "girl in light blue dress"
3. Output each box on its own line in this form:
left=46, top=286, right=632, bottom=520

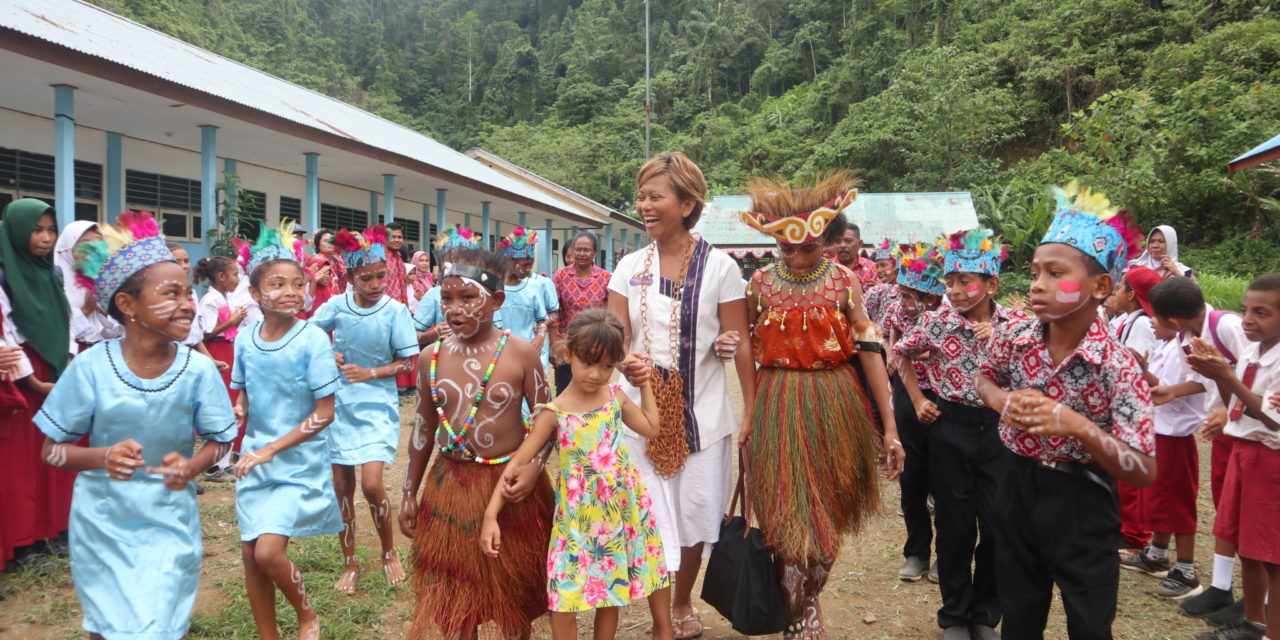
left=495, top=227, right=549, bottom=347
left=229, top=221, right=342, bottom=640
left=411, top=226, right=481, bottom=346
left=34, top=211, right=236, bottom=640
left=310, top=225, right=418, bottom=593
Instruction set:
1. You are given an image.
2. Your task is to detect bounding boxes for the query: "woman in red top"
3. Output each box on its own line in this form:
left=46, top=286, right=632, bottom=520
left=550, top=231, right=611, bottom=392
left=304, top=229, right=346, bottom=319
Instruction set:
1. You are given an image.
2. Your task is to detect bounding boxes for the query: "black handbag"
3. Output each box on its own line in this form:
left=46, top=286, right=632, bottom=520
left=699, top=452, right=789, bottom=635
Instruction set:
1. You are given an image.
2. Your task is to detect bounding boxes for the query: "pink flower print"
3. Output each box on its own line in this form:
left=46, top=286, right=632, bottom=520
left=577, top=553, right=594, bottom=575
left=646, top=542, right=662, bottom=558
left=548, top=591, right=560, bottom=610
left=595, top=476, right=615, bottom=503
left=588, top=441, right=617, bottom=474
left=598, top=556, right=618, bottom=574
left=638, top=492, right=652, bottom=509
left=624, top=524, right=638, bottom=541
left=583, top=576, right=608, bottom=606
left=623, top=470, right=637, bottom=490
left=554, top=536, right=568, bottom=553
left=565, top=475, right=584, bottom=507
left=658, top=564, right=669, bottom=578
left=546, top=555, right=556, bottom=573
left=590, top=520, right=614, bottom=543
left=557, top=427, right=573, bottom=449
left=630, top=577, right=646, bottom=600
left=647, top=515, right=657, bottom=528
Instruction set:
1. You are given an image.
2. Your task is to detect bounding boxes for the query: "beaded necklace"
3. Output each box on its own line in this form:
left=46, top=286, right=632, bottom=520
left=428, top=330, right=529, bottom=464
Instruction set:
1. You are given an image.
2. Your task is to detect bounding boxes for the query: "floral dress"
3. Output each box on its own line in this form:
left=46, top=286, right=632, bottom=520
left=536, top=386, right=669, bottom=612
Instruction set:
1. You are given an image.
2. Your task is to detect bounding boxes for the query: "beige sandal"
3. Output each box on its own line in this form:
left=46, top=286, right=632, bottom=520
left=672, top=608, right=703, bottom=640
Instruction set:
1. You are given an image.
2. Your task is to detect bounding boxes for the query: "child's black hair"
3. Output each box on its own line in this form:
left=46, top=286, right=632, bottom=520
left=442, top=248, right=509, bottom=292
left=1248, top=272, right=1280, bottom=295
left=249, top=259, right=304, bottom=288
left=566, top=308, right=626, bottom=366
left=822, top=213, right=849, bottom=246
left=1149, top=276, right=1204, bottom=319
left=194, top=256, right=236, bottom=285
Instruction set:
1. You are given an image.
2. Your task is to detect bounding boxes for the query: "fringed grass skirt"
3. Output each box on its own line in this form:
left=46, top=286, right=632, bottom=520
left=745, top=364, right=881, bottom=562
left=410, top=457, right=553, bottom=637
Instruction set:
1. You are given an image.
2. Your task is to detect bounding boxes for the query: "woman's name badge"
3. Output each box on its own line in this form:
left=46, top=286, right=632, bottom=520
left=630, top=272, right=654, bottom=287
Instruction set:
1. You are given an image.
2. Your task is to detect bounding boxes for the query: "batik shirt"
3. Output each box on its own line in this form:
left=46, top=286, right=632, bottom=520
left=384, top=248, right=408, bottom=306
left=849, top=256, right=879, bottom=290
left=863, top=283, right=900, bottom=330
left=980, top=315, right=1155, bottom=463
left=882, top=298, right=932, bottom=392
left=893, top=302, right=1032, bottom=407
left=552, top=265, right=611, bottom=341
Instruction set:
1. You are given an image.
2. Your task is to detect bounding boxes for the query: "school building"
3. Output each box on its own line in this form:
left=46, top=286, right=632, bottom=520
left=0, top=0, right=646, bottom=272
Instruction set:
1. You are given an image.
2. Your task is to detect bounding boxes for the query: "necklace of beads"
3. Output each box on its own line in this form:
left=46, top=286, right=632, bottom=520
left=429, top=330, right=529, bottom=464
left=774, top=257, right=831, bottom=286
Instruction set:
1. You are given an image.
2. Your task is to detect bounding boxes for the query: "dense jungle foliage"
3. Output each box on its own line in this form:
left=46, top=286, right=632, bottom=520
left=91, top=0, right=1280, bottom=275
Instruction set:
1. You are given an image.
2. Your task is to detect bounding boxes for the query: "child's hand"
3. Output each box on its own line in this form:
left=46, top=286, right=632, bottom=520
left=398, top=494, right=417, bottom=538
left=1151, top=385, right=1176, bottom=406
left=972, top=321, right=993, bottom=342
left=915, top=400, right=940, bottom=423
left=1129, top=348, right=1150, bottom=374
left=230, top=306, right=248, bottom=325
left=1199, top=408, right=1228, bottom=441
left=618, top=352, right=651, bottom=387
left=881, top=436, right=906, bottom=479
left=1006, top=292, right=1029, bottom=313
left=910, top=350, right=932, bottom=362
left=342, top=364, right=375, bottom=383
left=1187, top=338, right=1232, bottom=381
left=234, top=401, right=248, bottom=427
left=1271, top=393, right=1280, bottom=412
left=214, top=360, right=230, bottom=373
left=0, top=345, right=23, bottom=381
left=714, top=330, right=741, bottom=361
left=500, top=462, right=541, bottom=503
left=147, top=451, right=192, bottom=490
left=480, top=517, right=502, bottom=558
left=736, top=412, right=753, bottom=448
left=1004, top=389, right=1076, bottom=437
left=104, top=439, right=145, bottom=480
left=233, top=448, right=274, bottom=479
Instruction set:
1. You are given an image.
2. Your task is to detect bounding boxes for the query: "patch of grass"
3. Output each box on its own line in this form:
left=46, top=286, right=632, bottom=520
left=1198, top=271, right=1249, bottom=312
left=188, top=535, right=407, bottom=639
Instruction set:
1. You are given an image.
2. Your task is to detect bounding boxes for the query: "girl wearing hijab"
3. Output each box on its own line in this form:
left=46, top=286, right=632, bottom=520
left=1129, top=225, right=1194, bottom=280
left=406, top=250, right=434, bottom=312
left=55, top=221, right=123, bottom=352
left=0, top=198, right=77, bottom=564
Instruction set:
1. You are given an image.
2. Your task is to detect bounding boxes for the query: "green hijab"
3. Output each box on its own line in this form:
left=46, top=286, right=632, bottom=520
left=0, top=199, right=71, bottom=380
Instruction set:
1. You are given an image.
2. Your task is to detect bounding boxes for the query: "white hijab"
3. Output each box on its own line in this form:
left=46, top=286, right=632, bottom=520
left=1129, top=225, right=1193, bottom=278
left=53, top=220, right=98, bottom=310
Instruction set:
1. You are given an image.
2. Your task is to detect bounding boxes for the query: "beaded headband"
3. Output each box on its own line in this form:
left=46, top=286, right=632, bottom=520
left=497, top=227, right=538, bottom=259
left=873, top=238, right=894, bottom=262
left=894, top=243, right=946, bottom=296
left=73, top=210, right=175, bottom=310
left=938, top=228, right=1007, bottom=277
left=1040, top=181, right=1143, bottom=279
left=740, top=190, right=858, bottom=244
left=441, top=262, right=503, bottom=292
left=239, top=218, right=306, bottom=275
left=334, top=224, right=387, bottom=270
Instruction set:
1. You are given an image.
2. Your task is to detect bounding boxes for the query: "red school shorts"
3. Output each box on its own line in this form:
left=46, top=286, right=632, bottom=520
left=1213, top=438, right=1280, bottom=565
left=1140, top=434, right=1199, bottom=535
left=1211, top=433, right=1238, bottom=506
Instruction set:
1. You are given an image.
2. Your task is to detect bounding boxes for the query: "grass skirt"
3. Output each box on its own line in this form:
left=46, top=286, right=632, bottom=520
left=410, top=456, right=553, bottom=636
left=746, top=364, right=880, bottom=563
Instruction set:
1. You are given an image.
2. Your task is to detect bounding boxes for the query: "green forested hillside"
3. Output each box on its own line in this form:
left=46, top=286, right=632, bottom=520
left=90, top=0, right=1280, bottom=273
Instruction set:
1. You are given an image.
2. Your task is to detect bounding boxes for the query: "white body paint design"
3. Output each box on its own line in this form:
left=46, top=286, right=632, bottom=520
left=370, top=497, right=390, bottom=530
left=288, top=561, right=312, bottom=611
left=46, top=443, right=68, bottom=468
left=411, top=413, right=431, bottom=451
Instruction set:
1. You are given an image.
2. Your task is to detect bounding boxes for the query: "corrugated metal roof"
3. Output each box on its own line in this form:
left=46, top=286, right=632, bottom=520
left=694, top=192, right=980, bottom=247
left=0, top=0, right=591, bottom=219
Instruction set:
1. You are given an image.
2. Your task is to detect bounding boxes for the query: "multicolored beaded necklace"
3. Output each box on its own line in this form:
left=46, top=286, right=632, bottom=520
left=428, top=330, right=528, bottom=464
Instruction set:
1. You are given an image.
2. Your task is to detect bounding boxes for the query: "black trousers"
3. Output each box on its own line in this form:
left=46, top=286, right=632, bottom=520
left=929, top=400, right=1004, bottom=630
left=554, top=363, right=572, bottom=396
left=893, top=377, right=934, bottom=562
left=996, top=453, right=1120, bottom=640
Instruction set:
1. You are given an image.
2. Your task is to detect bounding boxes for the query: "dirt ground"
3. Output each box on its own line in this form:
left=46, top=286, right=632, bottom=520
left=0, top=365, right=1232, bottom=639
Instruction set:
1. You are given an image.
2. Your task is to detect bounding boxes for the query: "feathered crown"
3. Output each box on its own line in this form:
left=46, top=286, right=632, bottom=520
left=433, top=225, right=480, bottom=254
left=872, top=238, right=894, bottom=261
left=938, top=228, right=1007, bottom=277
left=334, top=224, right=388, bottom=269
left=240, top=218, right=306, bottom=275
left=73, top=210, right=175, bottom=310
left=497, top=226, right=538, bottom=259
left=740, top=190, right=857, bottom=244
left=893, top=243, right=946, bottom=296
left=1040, top=181, right=1143, bottom=279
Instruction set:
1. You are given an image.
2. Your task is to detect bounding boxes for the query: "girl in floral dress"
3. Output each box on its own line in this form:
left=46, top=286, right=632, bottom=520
left=481, top=308, right=672, bottom=640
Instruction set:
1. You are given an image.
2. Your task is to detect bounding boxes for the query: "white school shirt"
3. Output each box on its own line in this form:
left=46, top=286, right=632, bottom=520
left=1210, top=341, right=1280, bottom=449
left=1149, top=337, right=1205, bottom=437
left=1117, top=310, right=1157, bottom=359
left=608, top=240, right=746, bottom=449
left=0, top=285, right=34, bottom=379
left=1179, top=304, right=1249, bottom=410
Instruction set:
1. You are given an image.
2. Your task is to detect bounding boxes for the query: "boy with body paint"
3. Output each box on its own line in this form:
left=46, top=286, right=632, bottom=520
left=976, top=182, right=1155, bottom=639
left=894, top=228, right=1033, bottom=640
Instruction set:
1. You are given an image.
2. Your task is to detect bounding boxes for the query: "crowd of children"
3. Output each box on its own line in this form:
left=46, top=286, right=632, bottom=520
left=3, top=154, right=1280, bottom=640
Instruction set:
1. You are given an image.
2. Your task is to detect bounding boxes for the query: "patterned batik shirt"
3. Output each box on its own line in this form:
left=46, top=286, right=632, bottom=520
left=883, top=298, right=932, bottom=393
left=552, top=265, right=612, bottom=341
left=864, top=283, right=900, bottom=331
left=893, top=302, right=1033, bottom=407
left=850, top=256, right=879, bottom=290
left=383, top=248, right=408, bottom=306
left=980, top=315, right=1155, bottom=463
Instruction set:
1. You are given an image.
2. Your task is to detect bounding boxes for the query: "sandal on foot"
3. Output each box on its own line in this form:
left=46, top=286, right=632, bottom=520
left=673, top=609, right=703, bottom=640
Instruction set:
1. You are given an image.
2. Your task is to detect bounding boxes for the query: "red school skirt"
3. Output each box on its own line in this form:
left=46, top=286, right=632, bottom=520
left=203, top=339, right=243, bottom=451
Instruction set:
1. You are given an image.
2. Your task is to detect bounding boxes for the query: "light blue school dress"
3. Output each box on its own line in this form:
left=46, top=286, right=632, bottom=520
left=33, top=339, right=236, bottom=640
left=494, top=278, right=548, bottom=343
left=531, top=273, right=560, bottom=367
left=310, top=292, right=418, bottom=465
left=411, top=287, right=442, bottom=332
left=231, top=321, right=344, bottom=541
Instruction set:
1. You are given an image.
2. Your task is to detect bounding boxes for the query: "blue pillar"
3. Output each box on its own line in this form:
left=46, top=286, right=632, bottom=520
left=223, top=159, right=238, bottom=225
left=543, top=218, right=554, bottom=274
left=105, top=131, right=123, bottom=222
left=518, top=211, right=527, bottom=229
left=481, top=202, right=492, bottom=249
left=602, top=223, right=613, bottom=269
left=382, top=174, right=395, bottom=223
left=200, top=125, right=218, bottom=241
left=304, top=153, right=319, bottom=233
left=464, top=213, right=472, bottom=229
left=53, top=85, right=75, bottom=229
left=369, top=191, right=379, bottom=224
left=422, top=203, right=431, bottom=240
left=495, top=221, right=503, bottom=242
left=436, top=189, right=447, bottom=233
left=619, top=228, right=629, bottom=263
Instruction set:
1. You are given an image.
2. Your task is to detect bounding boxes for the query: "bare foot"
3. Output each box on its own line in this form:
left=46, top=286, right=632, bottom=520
left=383, top=550, right=406, bottom=586
left=333, top=566, right=359, bottom=593
left=298, top=612, right=320, bottom=640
